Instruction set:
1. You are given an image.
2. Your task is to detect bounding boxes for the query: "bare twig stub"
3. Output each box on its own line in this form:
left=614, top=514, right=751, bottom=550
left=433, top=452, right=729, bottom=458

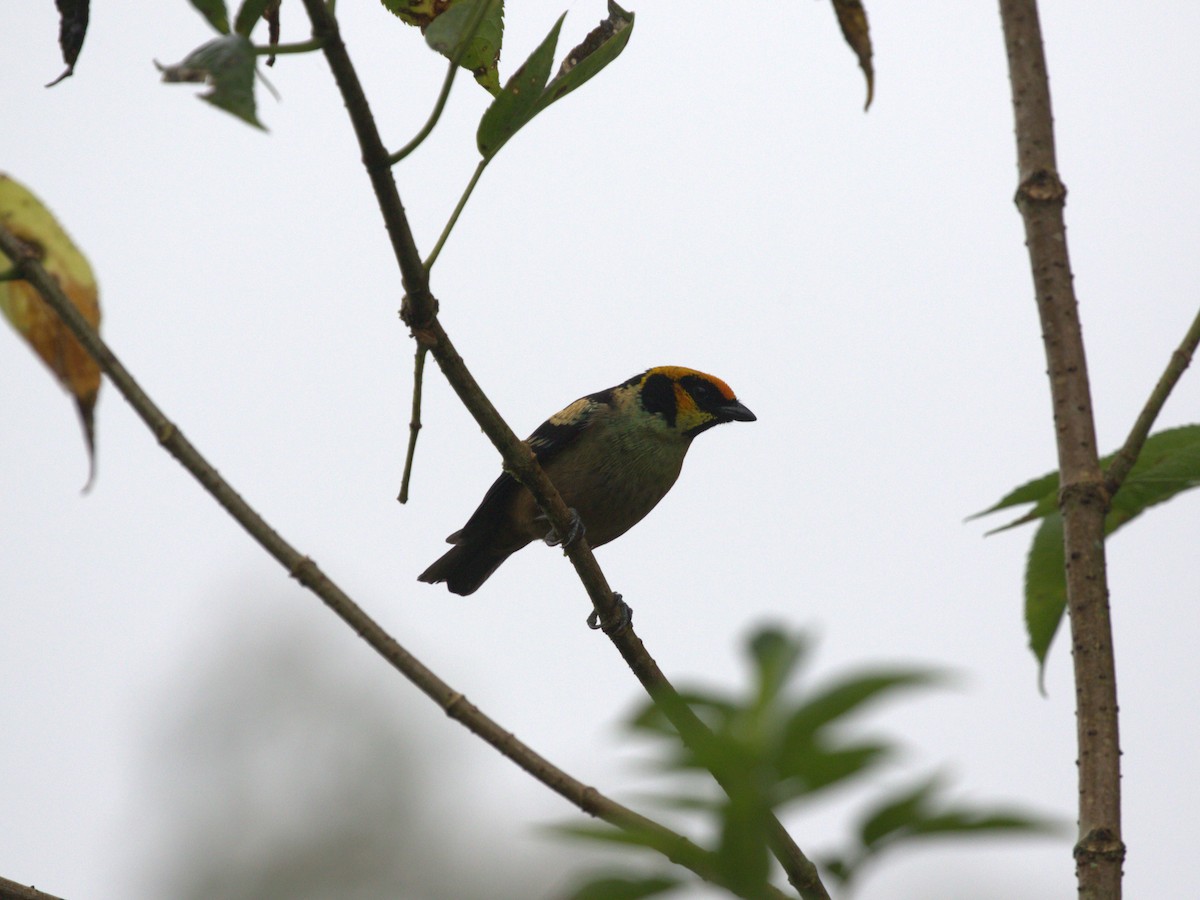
left=998, top=1, right=1124, bottom=896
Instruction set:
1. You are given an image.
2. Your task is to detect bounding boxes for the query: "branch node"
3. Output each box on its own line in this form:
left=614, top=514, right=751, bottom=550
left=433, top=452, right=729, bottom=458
left=1074, top=828, right=1126, bottom=865
left=289, top=555, right=319, bottom=585
left=1057, top=477, right=1110, bottom=512
left=1015, top=168, right=1067, bottom=204
left=578, top=785, right=602, bottom=816
left=401, top=290, right=439, bottom=332
left=155, top=421, right=178, bottom=445
left=442, top=691, right=467, bottom=716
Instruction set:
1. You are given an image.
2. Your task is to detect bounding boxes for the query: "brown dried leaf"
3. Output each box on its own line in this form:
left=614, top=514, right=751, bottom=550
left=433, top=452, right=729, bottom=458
left=831, top=0, right=874, bottom=110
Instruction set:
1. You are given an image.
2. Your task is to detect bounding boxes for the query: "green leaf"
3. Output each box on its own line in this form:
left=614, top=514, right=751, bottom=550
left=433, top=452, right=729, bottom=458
left=158, top=35, right=264, bottom=130
left=748, top=627, right=809, bottom=707
left=1025, top=513, right=1066, bottom=689
left=565, top=875, right=680, bottom=900
left=714, top=791, right=772, bottom=895
left=529, top=1, right=634, bottom=117
left=834, top=776, right=1061, bottom=887
left=552, top=823, right=679, bottom=858
left=424, top=0, right=504, bottom=96
left=774, top=741, right=893, bottom=799
left=783, top=669, right=944, bottom=741
left=477, top=13, right=564, bottom=159
left=974, top=424, right=1200, bottom=533
left=476, top=2, right=635, bottom=160
left=979, top=426, right=1200, bottom=680
left=859, top=776, right=941, bottom=848
left=1106, top=425, right=1200, bottom=529
left=628, top=691, right=736, bottom=738
left=904, top=809, right=1060, bottom=838
left=233, top=0, right=273, bottom=37
left=189, top=0, right=231, bottom=34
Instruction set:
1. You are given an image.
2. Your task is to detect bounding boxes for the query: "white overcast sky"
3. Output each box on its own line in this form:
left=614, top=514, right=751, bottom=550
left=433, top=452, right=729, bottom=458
left=4, top=2, right=1199, bottom=898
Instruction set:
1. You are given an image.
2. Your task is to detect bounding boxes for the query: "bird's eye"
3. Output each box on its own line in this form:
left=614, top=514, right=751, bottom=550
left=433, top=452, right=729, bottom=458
left=681, top=376, right=721, bottom=408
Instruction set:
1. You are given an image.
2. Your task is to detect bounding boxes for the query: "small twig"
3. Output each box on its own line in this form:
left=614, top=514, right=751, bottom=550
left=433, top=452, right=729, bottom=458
left=397, top=343, right=427, bottom=503
left=0, top=223, right=791, bottom=900
left=424, top=158, right=488, bottom=272
left=998, top=2, right=1124, bottom=897
left=1105, top=305, right=1200, bottom=494
left=0, top=875, right=66, bottom=900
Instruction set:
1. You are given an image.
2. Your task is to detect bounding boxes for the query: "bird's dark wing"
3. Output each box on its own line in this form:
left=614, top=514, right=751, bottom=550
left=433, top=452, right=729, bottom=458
left=453, top=390, right=610, bottom=543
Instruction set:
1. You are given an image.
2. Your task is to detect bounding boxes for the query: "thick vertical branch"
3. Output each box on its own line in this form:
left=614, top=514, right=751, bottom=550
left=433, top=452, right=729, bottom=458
left=998, top=2, right=1124, bottom=897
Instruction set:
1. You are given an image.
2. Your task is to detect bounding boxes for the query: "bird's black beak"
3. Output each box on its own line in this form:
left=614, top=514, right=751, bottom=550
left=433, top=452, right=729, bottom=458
left=718, top=399, right=756, bottom=422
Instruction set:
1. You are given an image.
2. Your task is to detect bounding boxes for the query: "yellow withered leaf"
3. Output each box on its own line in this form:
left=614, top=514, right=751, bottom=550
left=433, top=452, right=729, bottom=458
left=0, top=173, right=101, bottom=487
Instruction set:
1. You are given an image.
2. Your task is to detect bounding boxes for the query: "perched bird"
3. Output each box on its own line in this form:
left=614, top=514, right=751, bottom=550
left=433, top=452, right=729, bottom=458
left=418, top=366, right=755, bottom=595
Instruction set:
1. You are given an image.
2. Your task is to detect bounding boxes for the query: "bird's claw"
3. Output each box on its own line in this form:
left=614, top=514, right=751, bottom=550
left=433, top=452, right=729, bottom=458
left=587, top=593, right=631, bottom=635
left=543, top=508, right=585, bottom=548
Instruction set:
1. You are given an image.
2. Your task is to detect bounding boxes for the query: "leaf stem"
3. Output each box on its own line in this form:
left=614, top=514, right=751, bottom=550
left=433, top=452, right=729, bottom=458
left=390, top=59, right=460, bottom=164
left=254, top=38, right=324, bottom=56
left=424, top=158, right=487, bottom=272
left=389, top=0, right=497, bottom=165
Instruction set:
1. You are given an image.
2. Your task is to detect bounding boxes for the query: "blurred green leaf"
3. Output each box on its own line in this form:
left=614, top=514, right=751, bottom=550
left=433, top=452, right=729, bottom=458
left=748, top=627, right=808, bottom=707
left=424, top=0, right=504, bottom=95
left=564, top=874, right=680, bottom=900
left=576, top=631, right=1055, bottom=894
left=827, top=776, right=1061, bottom=886
left=158, top=34, right=264, bottom=129
left=553, top=823, right=678, bottom=858
left=714, top=790, right=771, bottom=895
left=233, top=0, right=273, bottom=36
left=189, top=0, right=231, bottom=33
left=782, top=669, right=944, bottom=742
left=774, top=741, right=893, bottom=800
left=860, top=776, right=942, bottom=848
left=628, top=691, right=736, bottom=738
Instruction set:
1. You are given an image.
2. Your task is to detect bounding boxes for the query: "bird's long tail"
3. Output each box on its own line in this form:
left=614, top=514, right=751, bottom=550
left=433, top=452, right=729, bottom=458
left=417, top=541, right=512, bottom=596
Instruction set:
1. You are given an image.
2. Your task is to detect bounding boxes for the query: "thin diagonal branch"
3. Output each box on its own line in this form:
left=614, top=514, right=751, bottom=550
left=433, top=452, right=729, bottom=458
left=0, top=875, right=66, bottom=900
left=298, top=2, right=829, bottom=896
left=1104, top=305, right=1200, bottom=493
left=998, top=2, right=1124, bottom=897
left=0, top=225, right=791, bottom=900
